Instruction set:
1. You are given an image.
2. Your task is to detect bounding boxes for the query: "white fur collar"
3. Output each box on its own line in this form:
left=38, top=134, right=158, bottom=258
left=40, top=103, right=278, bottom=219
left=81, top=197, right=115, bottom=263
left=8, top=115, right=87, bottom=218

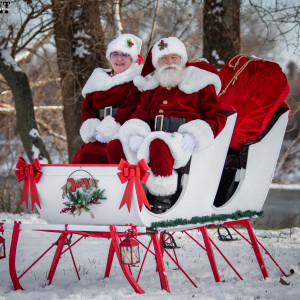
left=134, top=66, right=221, bottom=95
left=82, top=63, right=142, bottom=97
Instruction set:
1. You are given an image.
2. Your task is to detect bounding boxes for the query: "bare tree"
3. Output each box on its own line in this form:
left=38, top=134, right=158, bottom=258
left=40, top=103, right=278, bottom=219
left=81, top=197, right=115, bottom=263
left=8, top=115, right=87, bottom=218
left=203, top=0, right=240, bottom=68
left=51, top=0, right=107, bottom=161
left=249, top=0, right=300, bottom=57
left=0, top=1, right=52, bottom=163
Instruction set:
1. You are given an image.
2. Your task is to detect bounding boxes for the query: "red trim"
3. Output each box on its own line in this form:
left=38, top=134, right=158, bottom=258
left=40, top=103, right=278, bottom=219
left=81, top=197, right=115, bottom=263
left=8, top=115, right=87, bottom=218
left=9, top=222, right=23, bottom=290
left=41, top=164, right=119, bottom=167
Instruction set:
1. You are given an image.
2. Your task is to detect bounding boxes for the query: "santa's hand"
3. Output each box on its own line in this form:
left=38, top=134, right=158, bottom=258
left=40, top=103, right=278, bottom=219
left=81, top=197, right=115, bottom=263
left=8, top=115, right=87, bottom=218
left=129, top=135, right=144, bottom=152
left=181, top=133, right=195, bottom=153
left=94, top=132, right=107, bottom=143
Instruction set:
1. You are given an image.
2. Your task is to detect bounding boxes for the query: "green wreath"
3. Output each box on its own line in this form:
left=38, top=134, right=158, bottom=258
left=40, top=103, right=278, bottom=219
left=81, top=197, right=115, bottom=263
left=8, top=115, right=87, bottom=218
left=60, top=186, right=106, bottom=219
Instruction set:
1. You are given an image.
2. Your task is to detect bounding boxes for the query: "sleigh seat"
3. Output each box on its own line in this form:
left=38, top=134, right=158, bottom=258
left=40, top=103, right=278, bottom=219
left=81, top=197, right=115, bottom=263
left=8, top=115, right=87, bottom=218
left=213, top=103, right=290, bottom=211
left=212, top=54, right=290, bottom=213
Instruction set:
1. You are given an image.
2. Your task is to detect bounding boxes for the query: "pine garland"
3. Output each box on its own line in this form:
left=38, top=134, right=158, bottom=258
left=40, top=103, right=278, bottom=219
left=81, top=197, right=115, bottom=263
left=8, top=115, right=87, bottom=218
left=148, top=210, right=263, bottom=232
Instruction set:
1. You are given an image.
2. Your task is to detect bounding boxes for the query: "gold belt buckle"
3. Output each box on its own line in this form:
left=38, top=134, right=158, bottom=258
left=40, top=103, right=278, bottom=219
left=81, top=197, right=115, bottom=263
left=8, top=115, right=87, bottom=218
left=104, top=106, right=113, bottom=118
left=154, top=115, right=164, bottom=131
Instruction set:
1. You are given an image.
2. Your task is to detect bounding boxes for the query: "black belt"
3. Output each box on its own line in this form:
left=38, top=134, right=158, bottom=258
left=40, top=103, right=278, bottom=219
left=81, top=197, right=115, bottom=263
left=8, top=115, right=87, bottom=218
left=96, top=106, right=119, bottom=119
left=150, top=115, right=186, bottom=132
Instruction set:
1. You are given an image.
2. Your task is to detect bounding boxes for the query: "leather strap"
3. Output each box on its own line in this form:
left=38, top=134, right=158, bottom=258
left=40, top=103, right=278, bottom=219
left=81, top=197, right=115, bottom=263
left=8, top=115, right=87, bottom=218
left=150, top=116, right=186, bottom=132
left=96, top=106, right=119, bottom=119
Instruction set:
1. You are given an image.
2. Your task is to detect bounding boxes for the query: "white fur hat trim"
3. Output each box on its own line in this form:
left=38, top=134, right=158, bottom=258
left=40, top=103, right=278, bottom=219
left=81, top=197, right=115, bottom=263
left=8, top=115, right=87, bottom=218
left=137, top=131, right=191, bottom=169
left=152, top=37, right=188, bottom=69
left=95, top=115, right=120, bottom=143
left=146, top=169, right=178, bottom=196
left=119, top=119, right=151, bottom=164
left=80, top=118, right=100, bottom=143
left=106, top=33, right=142, bottom=61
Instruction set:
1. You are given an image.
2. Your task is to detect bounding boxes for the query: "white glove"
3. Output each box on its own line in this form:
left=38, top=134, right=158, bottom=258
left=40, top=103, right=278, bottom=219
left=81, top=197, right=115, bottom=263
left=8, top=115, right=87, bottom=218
left=129, top=135, right=144, bottom=152
left=180, top=133, right=196, bottom=153
left=94, top=132, right=107, bottom=143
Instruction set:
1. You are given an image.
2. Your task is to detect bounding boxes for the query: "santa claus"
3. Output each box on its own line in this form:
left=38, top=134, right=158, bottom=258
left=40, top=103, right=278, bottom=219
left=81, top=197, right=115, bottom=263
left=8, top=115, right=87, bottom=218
left=71, top=34, right=143, bottom=164
left=108, top=37, right=227, bottom=213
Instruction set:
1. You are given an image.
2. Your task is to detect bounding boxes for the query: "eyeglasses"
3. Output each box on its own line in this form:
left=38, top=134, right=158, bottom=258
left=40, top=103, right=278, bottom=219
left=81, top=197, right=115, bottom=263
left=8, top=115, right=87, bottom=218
left=111, top=52, right=130, bottom=59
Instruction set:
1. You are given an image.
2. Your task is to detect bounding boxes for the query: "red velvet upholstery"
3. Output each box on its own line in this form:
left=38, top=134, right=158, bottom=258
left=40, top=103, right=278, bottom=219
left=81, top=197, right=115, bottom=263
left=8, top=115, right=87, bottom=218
left=219, top=55, right=289, bottom=150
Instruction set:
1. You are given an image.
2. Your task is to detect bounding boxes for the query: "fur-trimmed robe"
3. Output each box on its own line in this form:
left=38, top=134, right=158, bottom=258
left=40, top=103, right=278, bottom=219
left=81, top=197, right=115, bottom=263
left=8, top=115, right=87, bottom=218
left=72, top=63, right=142, bottom=164
left=120, top=63, right=227, bottom=166
left=117, top=62, right=227, bottom=196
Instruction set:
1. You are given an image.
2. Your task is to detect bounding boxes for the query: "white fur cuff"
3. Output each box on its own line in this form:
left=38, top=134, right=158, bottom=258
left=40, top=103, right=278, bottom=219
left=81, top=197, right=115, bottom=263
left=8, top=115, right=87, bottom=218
left=119, top=119, right=151, bottom=164
left=146, top=169, right=178, bottom=196
left=95, top=115, right=120, bottom=143
left=178, top=119, right=214, bottom=151
left=80, top=118, right=100, bottom=143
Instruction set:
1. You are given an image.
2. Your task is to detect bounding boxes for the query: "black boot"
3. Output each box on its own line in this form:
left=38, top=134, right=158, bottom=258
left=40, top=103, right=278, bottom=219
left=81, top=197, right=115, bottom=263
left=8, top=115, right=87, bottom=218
left=150, top=195, right=172, bottom=214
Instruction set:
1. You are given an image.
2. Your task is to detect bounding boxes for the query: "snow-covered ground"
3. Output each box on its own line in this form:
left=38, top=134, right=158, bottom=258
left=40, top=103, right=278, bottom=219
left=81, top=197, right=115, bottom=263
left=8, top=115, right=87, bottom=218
left=0, top=213, right=300, bottom=299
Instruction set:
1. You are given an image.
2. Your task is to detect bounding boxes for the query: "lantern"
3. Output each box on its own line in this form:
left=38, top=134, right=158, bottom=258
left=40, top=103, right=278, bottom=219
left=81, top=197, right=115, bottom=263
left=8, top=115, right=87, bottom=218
left=120, top=233, right=140, bottom=265
left=0, top=236, right=5, bottom=259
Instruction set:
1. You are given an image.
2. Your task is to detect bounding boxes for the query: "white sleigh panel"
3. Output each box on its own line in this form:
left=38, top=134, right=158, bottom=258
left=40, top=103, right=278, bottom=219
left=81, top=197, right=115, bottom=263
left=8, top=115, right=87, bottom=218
left=139, top=113, right=237, bottom=226
left=212, top=109, right=290, bottom=215
left=36, top=113, right=236, bottom=228
left=36, top=165, right=146, bottom=226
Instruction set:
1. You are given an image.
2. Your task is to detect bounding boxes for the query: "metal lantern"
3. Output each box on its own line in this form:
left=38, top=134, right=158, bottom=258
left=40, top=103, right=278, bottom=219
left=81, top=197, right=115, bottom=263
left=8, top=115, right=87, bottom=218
left=0, top=236, right=5, bottom=259
left=120, top=234, right=140, bottom=265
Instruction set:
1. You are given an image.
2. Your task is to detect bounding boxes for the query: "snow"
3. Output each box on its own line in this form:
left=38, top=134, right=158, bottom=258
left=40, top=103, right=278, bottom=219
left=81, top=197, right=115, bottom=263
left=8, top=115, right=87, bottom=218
left=211, top=50, right=225, bottom=66
left=1, top=213, right=300, bottom=299
left=31, top=145, right=49, bottom=164
left=0, top=48, right=22, bottom=72
left=29, top=129, right=41, bottom=138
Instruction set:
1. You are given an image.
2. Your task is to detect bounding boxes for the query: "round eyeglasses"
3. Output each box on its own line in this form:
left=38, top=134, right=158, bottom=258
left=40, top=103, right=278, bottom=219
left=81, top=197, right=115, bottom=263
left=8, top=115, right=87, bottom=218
left=111, top=52, right=130, bottom=59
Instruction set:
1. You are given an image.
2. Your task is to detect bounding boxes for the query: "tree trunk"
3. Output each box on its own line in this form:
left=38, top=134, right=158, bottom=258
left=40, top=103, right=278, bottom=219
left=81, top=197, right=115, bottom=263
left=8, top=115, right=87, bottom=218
left=0, top=53, right=51, bottom=163
left=203, top=0, right=240, bottom=69
left=51, top=0, right=107, bottom=162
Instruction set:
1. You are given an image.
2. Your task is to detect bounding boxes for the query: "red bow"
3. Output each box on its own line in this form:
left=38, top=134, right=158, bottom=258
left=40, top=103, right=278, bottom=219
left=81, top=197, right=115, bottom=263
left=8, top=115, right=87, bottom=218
left=117, top=159, right=150, bottom=212
left=136, top=55, right=143, bottom=65
left=15, top=157, right=42, bottom=210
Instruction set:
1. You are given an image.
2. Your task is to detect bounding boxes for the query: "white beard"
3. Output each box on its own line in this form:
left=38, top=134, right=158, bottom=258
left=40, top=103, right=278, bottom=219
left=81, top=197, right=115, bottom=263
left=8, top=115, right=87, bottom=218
left=156, top=64, right=186, bottom=88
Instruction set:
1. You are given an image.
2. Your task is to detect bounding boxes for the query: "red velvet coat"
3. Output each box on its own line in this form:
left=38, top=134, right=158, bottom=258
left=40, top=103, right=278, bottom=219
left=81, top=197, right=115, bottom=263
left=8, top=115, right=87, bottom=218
left=119, top=65, right=228, bottom=168
left=81, top=82, right=140, bottom=124
left=72, top=64, right=142, bottom=164
left=132, top=84, right=226, bottom=138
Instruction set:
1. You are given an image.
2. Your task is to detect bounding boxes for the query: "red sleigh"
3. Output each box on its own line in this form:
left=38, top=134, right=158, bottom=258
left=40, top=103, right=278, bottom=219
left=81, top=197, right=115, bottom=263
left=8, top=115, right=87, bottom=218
left=0, top=55, right=290, bottom=293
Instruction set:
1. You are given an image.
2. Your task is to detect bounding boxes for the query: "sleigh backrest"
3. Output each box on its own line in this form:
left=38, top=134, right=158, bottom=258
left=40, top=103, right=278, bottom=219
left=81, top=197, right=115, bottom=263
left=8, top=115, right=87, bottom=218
left=218, top=54, right=289, bottom=151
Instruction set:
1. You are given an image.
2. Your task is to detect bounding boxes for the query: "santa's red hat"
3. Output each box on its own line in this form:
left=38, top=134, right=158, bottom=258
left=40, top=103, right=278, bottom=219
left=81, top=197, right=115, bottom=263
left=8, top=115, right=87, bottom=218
left=106, top=34, right=142, bottom=62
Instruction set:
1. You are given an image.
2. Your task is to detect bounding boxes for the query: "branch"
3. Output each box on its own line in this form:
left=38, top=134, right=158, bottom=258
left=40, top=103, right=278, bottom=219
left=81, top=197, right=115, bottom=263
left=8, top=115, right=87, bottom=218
left=147, top=0, right=160, bottom=52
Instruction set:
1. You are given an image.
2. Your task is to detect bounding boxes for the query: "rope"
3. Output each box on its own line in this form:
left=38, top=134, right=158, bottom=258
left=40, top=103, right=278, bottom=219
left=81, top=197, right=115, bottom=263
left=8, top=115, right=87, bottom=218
left=218, top=54, right=263, bottom=97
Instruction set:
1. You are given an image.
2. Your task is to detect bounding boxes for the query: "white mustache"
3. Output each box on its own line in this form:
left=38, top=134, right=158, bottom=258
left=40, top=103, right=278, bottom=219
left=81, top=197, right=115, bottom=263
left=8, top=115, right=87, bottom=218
left=157, top=64, right=183, bottom=73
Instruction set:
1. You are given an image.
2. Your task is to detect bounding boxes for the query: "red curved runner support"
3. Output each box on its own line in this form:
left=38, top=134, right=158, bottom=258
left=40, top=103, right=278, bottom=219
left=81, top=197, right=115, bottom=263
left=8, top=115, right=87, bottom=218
left=47, top=232, right=69, bottom=285
left=152, top=234, right=170, bottom=292
left=244, top=220, right=269, bottom=279
left=109, top=226, right=145, bottom=294
left=199, top=226, right=221, bottom=282
left=9, top=222, right=24, bottom=290
left=104, top=240, right=115, bottom=278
